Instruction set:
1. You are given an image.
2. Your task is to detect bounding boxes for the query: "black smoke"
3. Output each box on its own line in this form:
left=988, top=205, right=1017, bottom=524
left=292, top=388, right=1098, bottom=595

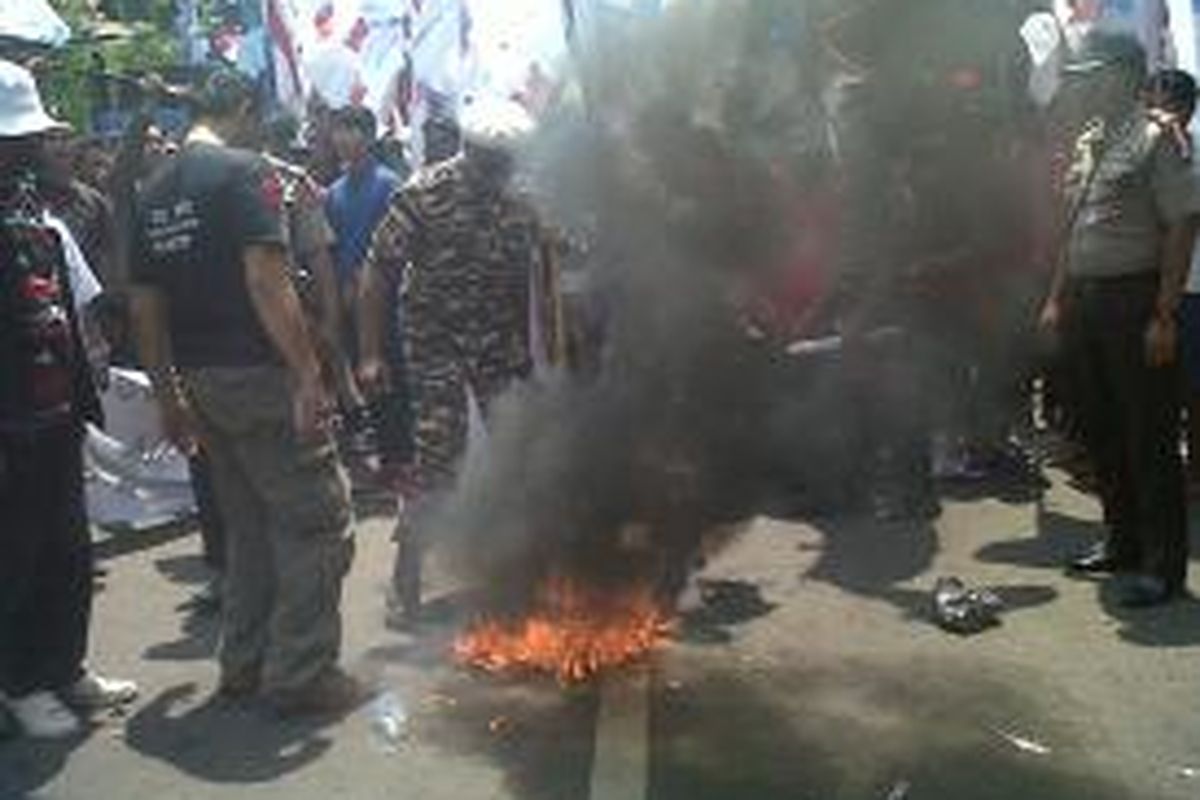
left=429, top=0, right=1040, bottom=614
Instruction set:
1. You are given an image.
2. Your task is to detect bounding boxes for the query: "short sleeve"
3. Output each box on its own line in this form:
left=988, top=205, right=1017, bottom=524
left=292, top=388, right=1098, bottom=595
left=228, top=158, right=285, bottom=246
left=1152, top=135, right=1199, bottom=225
left=47, top=214, right=103, bottom=308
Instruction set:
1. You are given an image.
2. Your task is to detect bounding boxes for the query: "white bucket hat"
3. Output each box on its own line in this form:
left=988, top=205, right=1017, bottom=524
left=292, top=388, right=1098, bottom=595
left=0, top=60, right=68, bottom=139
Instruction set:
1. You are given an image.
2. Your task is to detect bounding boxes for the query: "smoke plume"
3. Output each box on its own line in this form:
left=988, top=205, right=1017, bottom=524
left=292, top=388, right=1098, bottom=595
left=429, top=0, right=1038, bottom=613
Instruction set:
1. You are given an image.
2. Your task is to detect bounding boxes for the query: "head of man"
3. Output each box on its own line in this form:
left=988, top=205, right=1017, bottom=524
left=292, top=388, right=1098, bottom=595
left=39, top=128, right=77, bottom=187
left=1144, top=68, right=1198, bottom=126
left=459, top=99, right=533, bottom=190
left=1064, top=31, right=1148, bottom=121
left=265, top=113, right=294, bottom=153
left=330, top=106, right=376, bottom=169
left=0, top=60, right=69, bottom=179
left=194, top=70, right=263, bottom=149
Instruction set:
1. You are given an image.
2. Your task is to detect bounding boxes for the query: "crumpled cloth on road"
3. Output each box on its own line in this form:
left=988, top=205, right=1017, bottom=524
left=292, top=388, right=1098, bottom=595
left=85, top=368, right=195, bottom=530
left=932, top=577, right=1003, bottom=635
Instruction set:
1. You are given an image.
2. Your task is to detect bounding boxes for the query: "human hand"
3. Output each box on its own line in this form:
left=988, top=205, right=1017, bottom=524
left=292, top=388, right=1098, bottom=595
left=1038, top=297, right=1062, bottom=333
left=1145, top=314, right=1178, bottom=368
left=293, top=374, right=334, bottom=443
left=159, top=393, right=201, bottom=457
left=357, top=356, right=390, bottom=397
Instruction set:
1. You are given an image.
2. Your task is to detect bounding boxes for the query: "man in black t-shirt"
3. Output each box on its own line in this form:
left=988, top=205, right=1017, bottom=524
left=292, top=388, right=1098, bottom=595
left=130, top=72, right=359, bottom=716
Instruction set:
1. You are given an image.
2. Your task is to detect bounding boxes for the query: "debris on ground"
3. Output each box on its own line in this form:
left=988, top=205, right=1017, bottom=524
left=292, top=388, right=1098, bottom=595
left=932, top=577, right=1003, bottom=635
left=367, top=691, right=410, bottom=752
left=993, top=727, right=1052, bottom=756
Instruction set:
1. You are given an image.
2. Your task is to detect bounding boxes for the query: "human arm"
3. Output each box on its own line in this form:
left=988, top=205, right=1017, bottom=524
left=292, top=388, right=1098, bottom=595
left=1146, top=219, right=1198, bottom=367
left=357, top=195, right=416, bottom=393
left=243, top=243, right=331, bottom=440
left=1146, top=134, right=1200, bottom=366
left=234, top=160, right=330, bottom=439
left=130, top=284, right=200, bottom=454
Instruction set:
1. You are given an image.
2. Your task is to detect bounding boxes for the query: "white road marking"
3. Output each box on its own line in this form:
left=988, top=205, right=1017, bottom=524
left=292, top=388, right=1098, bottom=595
left=589, top=664, right=651, bottom=800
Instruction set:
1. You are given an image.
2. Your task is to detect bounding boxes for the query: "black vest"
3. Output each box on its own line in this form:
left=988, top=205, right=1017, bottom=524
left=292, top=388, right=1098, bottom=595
left=0, top=177, right=100, bottom=432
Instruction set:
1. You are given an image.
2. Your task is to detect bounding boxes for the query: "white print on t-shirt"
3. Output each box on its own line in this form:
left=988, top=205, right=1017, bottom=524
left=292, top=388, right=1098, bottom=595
left=147, top=200, right=201, bottom=256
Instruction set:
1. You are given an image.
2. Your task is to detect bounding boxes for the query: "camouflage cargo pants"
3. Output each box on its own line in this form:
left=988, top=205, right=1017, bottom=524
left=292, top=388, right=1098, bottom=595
left=182, top=367, right=354, bottom=694
left=404, top=278, right=530, bottom=494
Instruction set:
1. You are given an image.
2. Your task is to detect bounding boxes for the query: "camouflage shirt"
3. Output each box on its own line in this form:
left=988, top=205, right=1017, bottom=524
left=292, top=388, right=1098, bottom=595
left=1065, top=110, right=1198, bottom=278
left=363, top=155, right=544, bottom=306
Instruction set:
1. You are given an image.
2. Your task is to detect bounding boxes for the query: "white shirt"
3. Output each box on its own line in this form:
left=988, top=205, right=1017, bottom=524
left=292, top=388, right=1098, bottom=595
left=45, top=211, right=102, bottom=308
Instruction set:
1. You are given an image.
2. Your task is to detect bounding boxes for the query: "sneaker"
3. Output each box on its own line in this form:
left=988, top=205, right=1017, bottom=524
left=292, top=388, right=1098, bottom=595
left=6, top=691, right=81, bottom=739
left=62, top=671, right=139, bottom=711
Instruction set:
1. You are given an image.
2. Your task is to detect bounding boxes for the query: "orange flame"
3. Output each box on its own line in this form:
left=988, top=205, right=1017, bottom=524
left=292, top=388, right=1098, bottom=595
left=454, top=574, right=672, bottom=684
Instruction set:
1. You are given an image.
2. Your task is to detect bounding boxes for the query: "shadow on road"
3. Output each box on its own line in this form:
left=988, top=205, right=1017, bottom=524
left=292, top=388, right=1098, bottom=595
left=143, top=607, right=219, bottom=662
left=798, top=510, right=1058, bottom=628
left=975, top=502, right=1200, bottom=648
left=1097, top=583, right=1200, bottom=649
left=154, top=553, right=210, bottom=585
left=651, top=661, right=1132, bottom=800
left=92, top=519, right=197, bottom=564
left=0, top=730, right=87, bottom=798
left=805, top=514, right=938, bottom=593
left=676, top=579, right=777, bottom=645
left=418, top=672, right=598, bottom=800
left=122, top=683, right=337, bottom=784
left=975, top=503, right=1103, bottom=570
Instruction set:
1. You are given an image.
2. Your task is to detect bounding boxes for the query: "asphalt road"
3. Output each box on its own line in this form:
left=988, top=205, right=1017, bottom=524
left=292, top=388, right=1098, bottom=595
left=4, top=467, right=1200, bottom=800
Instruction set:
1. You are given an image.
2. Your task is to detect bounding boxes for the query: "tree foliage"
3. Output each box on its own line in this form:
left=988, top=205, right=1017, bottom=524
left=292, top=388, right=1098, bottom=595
left=42, top=0, right=182, bottom=130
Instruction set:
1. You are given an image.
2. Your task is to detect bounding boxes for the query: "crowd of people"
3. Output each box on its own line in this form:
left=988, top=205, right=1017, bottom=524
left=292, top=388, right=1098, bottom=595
left=2, top=23, right=1200, bottom=741
left=0, top=55, right=561, bottom=737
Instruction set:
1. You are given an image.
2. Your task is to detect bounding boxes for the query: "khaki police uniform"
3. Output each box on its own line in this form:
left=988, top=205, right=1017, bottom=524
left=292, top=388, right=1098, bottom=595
left=1061, top=109, right=1198, bottom=590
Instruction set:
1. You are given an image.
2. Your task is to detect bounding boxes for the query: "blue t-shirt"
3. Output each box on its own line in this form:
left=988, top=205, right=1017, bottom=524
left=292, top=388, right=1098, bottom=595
left=325, top=157, right=399, bottom=288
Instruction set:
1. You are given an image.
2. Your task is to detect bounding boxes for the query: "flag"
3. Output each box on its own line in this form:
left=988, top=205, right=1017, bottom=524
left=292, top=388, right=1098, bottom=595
left=267, top=0, right=306, bottom=110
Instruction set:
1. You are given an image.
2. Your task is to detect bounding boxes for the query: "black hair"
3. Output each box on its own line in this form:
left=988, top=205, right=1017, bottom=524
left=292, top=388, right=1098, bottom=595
left=1146, top=68, right=1198, bottom=120
left=197, top=70, right=261, bottom=121
left=266, top=113, right=301, bottom=155
left=331, top=106, right=377, bottom=141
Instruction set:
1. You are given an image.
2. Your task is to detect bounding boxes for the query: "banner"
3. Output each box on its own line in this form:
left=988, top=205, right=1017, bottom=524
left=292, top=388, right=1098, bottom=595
left=263, top=0, right=570, bottom=145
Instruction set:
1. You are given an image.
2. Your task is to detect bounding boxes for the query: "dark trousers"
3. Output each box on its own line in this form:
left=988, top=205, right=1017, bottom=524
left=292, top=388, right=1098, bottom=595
left=190, top=453, right=227, bottom=573
left=0, top=423, right=92, bottom=697
left=848, top=328, right=934, bottom=505
left=1064, top=274, right=1188, bottom=589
